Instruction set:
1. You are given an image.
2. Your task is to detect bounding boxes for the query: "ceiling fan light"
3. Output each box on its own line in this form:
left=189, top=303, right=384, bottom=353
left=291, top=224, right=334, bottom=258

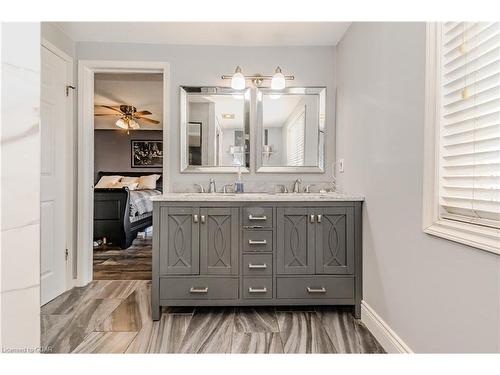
left=115, top=118, right=128, bottom=130
left=130, top=120, right=140, bottom=130
left=231, top=66, right=246, bottom=90
left=271, top=66, right=286, bottom=90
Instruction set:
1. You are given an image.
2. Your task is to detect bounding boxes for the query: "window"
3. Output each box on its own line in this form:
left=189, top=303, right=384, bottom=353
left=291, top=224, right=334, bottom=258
left=424, top=22, right=500, bottom=255
left=286, top=107, right=306, bottom=166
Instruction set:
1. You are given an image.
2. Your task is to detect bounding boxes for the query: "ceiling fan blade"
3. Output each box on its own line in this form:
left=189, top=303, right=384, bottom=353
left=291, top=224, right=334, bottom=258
left=136, top=117, right=160, bottom=124
left=94, top=113, right=122, bottom=117
left=134, top=110, right=152, bottom=116
left=95, top=105, right=124, bottom=114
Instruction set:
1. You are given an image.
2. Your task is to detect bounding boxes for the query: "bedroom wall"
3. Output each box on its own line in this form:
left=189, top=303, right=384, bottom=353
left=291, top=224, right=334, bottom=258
left=76, top=43, right=337, bottom=192
left=94, top=130, right=163, bottom=180
left=335, top=22, right=500, bottom=353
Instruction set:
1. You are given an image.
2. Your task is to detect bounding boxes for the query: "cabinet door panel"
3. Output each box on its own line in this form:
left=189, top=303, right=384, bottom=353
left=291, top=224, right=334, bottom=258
left=200, top=207, right=239, bottom=275
left=160, top=206, right=199, bottom=275
left=316, top=207, right=354, bottom=274
left=277, top=207, right=315, bottom=274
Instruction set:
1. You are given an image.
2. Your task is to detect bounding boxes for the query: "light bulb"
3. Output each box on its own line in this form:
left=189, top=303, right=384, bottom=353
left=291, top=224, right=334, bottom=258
left=231, top=66, right=246, bottom=90
left=115, top=118, right=128, bottom=130
left=269, top=94, right=281, bottom=100
left=271, top=66, right=286, bottom=90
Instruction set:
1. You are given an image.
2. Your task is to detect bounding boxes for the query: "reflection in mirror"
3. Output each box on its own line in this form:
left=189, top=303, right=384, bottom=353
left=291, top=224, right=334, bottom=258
left=180, top=87, right=250, bottom=172
left=257, top=87, right=326, bottom=173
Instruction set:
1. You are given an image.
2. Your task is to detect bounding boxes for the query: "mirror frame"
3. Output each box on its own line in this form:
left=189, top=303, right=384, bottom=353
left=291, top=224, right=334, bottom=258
left=256, top=87, right=326, bottom=173
left=180, top=86, right=251, bottom=173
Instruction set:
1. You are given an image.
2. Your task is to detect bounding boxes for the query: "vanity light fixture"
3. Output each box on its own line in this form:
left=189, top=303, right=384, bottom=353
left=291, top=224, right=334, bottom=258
left=271, top=66, right=286, bottom=90
left=222, top=113, right=235, bottom=119
left=223, top=66, right=294, bottom=89
left=230, top=66, right=246, bottom=90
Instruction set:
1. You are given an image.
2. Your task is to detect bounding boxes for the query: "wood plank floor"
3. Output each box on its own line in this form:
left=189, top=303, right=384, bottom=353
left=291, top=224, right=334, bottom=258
left=93, top=237, right=152, bottom=280
left=41, top=280, right=385, bottom=354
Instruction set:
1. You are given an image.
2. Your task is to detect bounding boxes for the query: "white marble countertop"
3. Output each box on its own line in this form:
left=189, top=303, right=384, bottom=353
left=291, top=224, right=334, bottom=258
left=151, top=192, right=364, bottom=202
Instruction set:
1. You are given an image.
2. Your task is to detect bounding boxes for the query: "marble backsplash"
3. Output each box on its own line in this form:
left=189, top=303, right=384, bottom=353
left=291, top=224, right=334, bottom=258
left=1, top=22, right=41, bottom=350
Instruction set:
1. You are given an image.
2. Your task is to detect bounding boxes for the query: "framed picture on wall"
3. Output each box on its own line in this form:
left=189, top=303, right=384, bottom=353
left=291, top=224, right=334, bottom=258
left=131, top=140, right=163, bottom=168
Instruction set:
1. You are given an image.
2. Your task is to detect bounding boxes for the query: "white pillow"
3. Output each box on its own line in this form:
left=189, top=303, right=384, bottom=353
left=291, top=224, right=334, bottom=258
left=121, top=176, right=139, bottom=185
left=95, top=175, right=122, bottom=188
left=137, top=174, right=161, bottom=190
left=114, top=182, right=139, bottom=190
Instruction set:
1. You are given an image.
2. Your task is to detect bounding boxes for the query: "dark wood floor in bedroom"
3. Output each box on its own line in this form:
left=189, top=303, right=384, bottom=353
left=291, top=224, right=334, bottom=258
left=93, top=236, right=152, bottom=280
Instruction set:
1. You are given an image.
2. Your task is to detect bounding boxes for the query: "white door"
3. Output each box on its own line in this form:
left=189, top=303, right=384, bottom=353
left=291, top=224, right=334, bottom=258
left=40, top=46, right=68, bottom=305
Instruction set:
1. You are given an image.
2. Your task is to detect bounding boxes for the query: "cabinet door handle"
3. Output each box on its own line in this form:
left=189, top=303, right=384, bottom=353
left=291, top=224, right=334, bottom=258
left=248, top=263, right=267, bottom=269
left=189, top=287, right=208, bottom=294
left=248, top=214, right=267, bottom=221
left=317, top=214, right=322, bottom=223
left=248, top=287, right=267, bottom=293
left=200, top=215, right=206, bottom=224
left=248, top=239, right=267, bottom=245
left=193, top=214, right=199, bottom=223
left=310, top=214, right=315, bottom=223
left=307, top=287, right=326, bottom=293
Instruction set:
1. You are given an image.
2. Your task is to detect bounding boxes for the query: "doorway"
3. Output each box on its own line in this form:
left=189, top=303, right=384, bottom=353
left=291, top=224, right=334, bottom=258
left=78, top=60, right=170, bottom=285
left=92, top=72, right=164, bottom=280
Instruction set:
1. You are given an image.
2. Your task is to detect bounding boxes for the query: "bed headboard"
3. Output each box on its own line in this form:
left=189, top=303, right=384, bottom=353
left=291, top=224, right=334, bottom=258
left=96, top=171, right=163, bottom=191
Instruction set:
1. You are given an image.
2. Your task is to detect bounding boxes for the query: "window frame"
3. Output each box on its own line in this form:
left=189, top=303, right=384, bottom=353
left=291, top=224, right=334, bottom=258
left=423, top=23, right=500, bottom=255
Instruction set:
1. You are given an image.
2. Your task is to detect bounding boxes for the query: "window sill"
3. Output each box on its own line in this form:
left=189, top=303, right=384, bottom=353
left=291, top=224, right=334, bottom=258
left=424, top=219, right=500, bottom=256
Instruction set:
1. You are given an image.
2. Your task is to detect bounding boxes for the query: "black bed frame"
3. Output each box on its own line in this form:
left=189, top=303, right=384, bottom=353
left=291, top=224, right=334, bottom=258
left=93, top=171, right=162, bottom=249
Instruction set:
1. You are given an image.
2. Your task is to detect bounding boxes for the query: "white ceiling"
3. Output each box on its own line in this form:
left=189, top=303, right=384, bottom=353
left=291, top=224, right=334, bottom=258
left=94, top=73, right=163, bottom=130
left=52, top=22, right=350, bottom=46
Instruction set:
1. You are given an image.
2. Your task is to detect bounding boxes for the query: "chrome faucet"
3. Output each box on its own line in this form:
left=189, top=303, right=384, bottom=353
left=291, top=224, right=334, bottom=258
left=292, top=178, right=302, bottom=193
left=304, top=184, right=315, bottom=193
left=276, top=184, right=289, bottom=193
left=194, top=183, right=205, bottom=193
left=208, top=178, right=217, bottom=193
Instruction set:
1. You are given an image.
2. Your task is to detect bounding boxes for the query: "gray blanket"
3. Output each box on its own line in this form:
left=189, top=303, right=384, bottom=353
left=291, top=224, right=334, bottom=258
left=129, top=189, right=161, bottom=217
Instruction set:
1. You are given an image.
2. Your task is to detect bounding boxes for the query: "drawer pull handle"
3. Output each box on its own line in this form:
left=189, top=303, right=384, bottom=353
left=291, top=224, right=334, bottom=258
left=248, top=263, right=267, bottom=269
left=193, top=214, right=199, bottom=223
left=189, top=287, right=208, bottom=294
left=317, top=214, right=322, bottom=223
left=248, top=239, right=267, bottom=245
left=249, top=214, right=267, bottom=221
left=200, top=215, right=206, bottom=224
left=248, top=287, right=267, bottom=293
left=307, top=287, right=326, bottom=294
left=310, top=214, right=315, bottom=223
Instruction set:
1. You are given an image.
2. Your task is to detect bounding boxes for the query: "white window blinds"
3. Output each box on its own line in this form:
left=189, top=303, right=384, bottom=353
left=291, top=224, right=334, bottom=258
left=286, top=108, right=305, bottom=166
left=440, top=22, right=500, bottom=229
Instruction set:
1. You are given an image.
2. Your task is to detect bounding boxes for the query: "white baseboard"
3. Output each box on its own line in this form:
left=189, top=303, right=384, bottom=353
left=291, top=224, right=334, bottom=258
left=361, top=300, right=413, bottom=353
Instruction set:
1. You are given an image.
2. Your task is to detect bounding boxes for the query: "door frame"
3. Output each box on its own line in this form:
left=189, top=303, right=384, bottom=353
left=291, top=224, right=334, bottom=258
left=41, top=38, right=75, bottom=292
left=77, top=60, right=170, bottom=286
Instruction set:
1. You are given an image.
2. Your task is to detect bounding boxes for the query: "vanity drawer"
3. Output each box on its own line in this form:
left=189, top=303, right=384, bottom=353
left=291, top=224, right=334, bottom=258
left=242, top=277, right=273, bottom=299
left=160, top=277, right=238, bottom=300
left=243, top=254, right=272, bottom=276
left=243, top=230, right=273, bottom=252
left=243, top=207, right=273, bottom=228
left=276, top=276, right=354, bottom=299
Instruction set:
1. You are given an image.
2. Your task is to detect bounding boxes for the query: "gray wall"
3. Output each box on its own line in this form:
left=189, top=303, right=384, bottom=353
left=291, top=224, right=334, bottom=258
left=94, top=130, right=163, bottom=180
left=76, top=42, right=337, bottom=192
left=336, top=22, right=500, bottom=352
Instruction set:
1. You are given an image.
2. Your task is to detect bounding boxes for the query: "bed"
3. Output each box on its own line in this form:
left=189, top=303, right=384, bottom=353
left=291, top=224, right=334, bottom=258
left=93, top=171, right=162, bottom=249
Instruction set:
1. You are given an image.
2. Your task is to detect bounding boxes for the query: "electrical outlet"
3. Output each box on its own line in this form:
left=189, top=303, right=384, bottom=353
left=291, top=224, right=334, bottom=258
left=339, top=159, right=345, bottom=173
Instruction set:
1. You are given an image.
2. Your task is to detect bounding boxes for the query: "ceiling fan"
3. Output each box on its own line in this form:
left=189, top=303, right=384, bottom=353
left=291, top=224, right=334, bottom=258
left=94, top=105, right=160, bottom=132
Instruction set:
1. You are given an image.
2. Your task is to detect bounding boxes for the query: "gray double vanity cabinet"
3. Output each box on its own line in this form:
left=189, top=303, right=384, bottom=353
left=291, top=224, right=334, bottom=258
left=151, top=194, right=363, bottom=320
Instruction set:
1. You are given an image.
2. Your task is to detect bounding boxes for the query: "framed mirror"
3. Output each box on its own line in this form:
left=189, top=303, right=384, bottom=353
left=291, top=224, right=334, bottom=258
left=256, top=87, right=326, bottom=173
left=180, top=86, right=250, bottom=173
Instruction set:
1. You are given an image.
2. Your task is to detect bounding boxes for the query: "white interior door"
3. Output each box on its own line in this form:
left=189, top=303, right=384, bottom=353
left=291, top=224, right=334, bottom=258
left=40, top=46, right=67, bottom=305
